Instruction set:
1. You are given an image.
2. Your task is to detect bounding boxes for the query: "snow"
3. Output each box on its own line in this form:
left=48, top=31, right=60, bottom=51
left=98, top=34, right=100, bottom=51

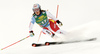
left=0, top=0, right=100, bottom=54
left=1, top=40, right=100, bottom=54
left=1, top=21, right=100, bottom=54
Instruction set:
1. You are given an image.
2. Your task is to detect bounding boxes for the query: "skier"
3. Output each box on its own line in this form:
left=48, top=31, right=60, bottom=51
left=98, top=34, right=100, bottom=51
left=29, top=4, right=67, bottom=40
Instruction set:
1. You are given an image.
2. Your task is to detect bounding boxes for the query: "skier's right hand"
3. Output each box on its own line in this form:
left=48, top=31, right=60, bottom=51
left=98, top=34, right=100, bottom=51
left=29, top=31, right=35, bottom=37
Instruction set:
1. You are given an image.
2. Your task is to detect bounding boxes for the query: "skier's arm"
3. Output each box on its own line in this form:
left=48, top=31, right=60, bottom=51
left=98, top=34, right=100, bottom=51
left=29, top=16, right=36, bottom=31
left=29, top=16, right=35, bottom=37
left=46, top=11, right=63, bottom=26
left=46, top=11, right=58, bottom=21
left=29, top=22, right=34, bottom=31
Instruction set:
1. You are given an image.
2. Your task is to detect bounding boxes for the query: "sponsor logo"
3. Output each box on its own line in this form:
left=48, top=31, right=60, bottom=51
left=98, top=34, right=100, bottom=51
left=43, top=12, right=45, bottom=14
left=35, top=16, right=37, bottom=18
left=39, top=15, right=44, bottom=19
left=36, top=15, right=47, bottom=22
left=46, top=31, right=52, bottom=35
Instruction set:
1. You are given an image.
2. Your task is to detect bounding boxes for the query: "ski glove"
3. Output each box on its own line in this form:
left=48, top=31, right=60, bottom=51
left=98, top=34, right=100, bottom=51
left=56, top=20, right=63, bottom=26
left=29, top=31, right=35, bottom=37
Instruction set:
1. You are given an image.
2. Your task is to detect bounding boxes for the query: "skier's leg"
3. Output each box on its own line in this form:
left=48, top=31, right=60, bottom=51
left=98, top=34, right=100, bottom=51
left=42, top=28, right=59, bottom=40
left=49, top=19, right=67, bottom=35
left=42, top=29, right=54, bottom=37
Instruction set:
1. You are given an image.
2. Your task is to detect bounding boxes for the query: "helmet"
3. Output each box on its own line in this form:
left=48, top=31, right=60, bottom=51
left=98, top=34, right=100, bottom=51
left=32, top=4, right=41, bottom=10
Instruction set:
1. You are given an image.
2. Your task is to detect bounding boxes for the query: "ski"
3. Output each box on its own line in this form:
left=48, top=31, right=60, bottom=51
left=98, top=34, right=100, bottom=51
left=32, top=38, right=97, bottom=47
left=32, top=42, right=50, bottom=47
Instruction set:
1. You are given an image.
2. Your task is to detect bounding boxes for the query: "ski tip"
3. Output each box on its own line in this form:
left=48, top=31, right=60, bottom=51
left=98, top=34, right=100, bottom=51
left=32, top=44, right=36, bottom=47
left=32, top=43, right=36, bottom=47
left=45, top=42, right=50, bottom=45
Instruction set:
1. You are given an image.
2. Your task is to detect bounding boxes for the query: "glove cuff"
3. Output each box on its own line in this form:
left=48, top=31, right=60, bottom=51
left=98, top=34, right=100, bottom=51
left=56, top=20, right=61, bottom=24
left=29, top=31, right=33, bottom=33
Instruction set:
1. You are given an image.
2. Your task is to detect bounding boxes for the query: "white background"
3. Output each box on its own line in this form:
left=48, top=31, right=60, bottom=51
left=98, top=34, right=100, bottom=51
left=0, top=0, right=100, bottom=54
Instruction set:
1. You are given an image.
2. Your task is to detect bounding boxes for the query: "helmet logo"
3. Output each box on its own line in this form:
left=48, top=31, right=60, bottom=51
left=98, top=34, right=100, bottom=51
left=33, top=4, right=41, bottom=11
left=34, top=5, right=37, bottom=8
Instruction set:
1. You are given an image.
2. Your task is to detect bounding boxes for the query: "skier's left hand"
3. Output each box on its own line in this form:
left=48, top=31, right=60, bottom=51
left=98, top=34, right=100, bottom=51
left=56, top=20, right=63, bottom=26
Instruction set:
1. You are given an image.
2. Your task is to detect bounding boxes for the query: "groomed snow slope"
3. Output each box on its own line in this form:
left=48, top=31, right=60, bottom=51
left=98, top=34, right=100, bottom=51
left=1, top=20, right=100, bottom=54
left=0, top=0, right=100, bottom=54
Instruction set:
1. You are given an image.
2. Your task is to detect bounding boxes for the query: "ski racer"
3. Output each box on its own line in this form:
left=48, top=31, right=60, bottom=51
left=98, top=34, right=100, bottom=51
left=29, top=4, right=67, bottom=39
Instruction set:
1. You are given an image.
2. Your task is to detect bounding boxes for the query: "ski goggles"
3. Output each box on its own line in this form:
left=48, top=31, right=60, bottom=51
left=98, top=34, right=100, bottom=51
left=33, top=8, right=40, bottom=12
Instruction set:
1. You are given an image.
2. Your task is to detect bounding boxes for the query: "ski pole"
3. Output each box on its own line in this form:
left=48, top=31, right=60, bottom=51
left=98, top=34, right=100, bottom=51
left=56, top=5, right=59, bottom=18
left=54, top=5, right=59, bottom=28
left=37, top=31, right=43, bottom=43
left=1, top=36, right=30, bottom=50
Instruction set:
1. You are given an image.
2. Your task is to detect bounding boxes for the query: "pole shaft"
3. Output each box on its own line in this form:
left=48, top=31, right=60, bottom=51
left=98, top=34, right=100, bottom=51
left=1, top=36, right=30, bottom=50
left=56, top=5, right=59, bottom=18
